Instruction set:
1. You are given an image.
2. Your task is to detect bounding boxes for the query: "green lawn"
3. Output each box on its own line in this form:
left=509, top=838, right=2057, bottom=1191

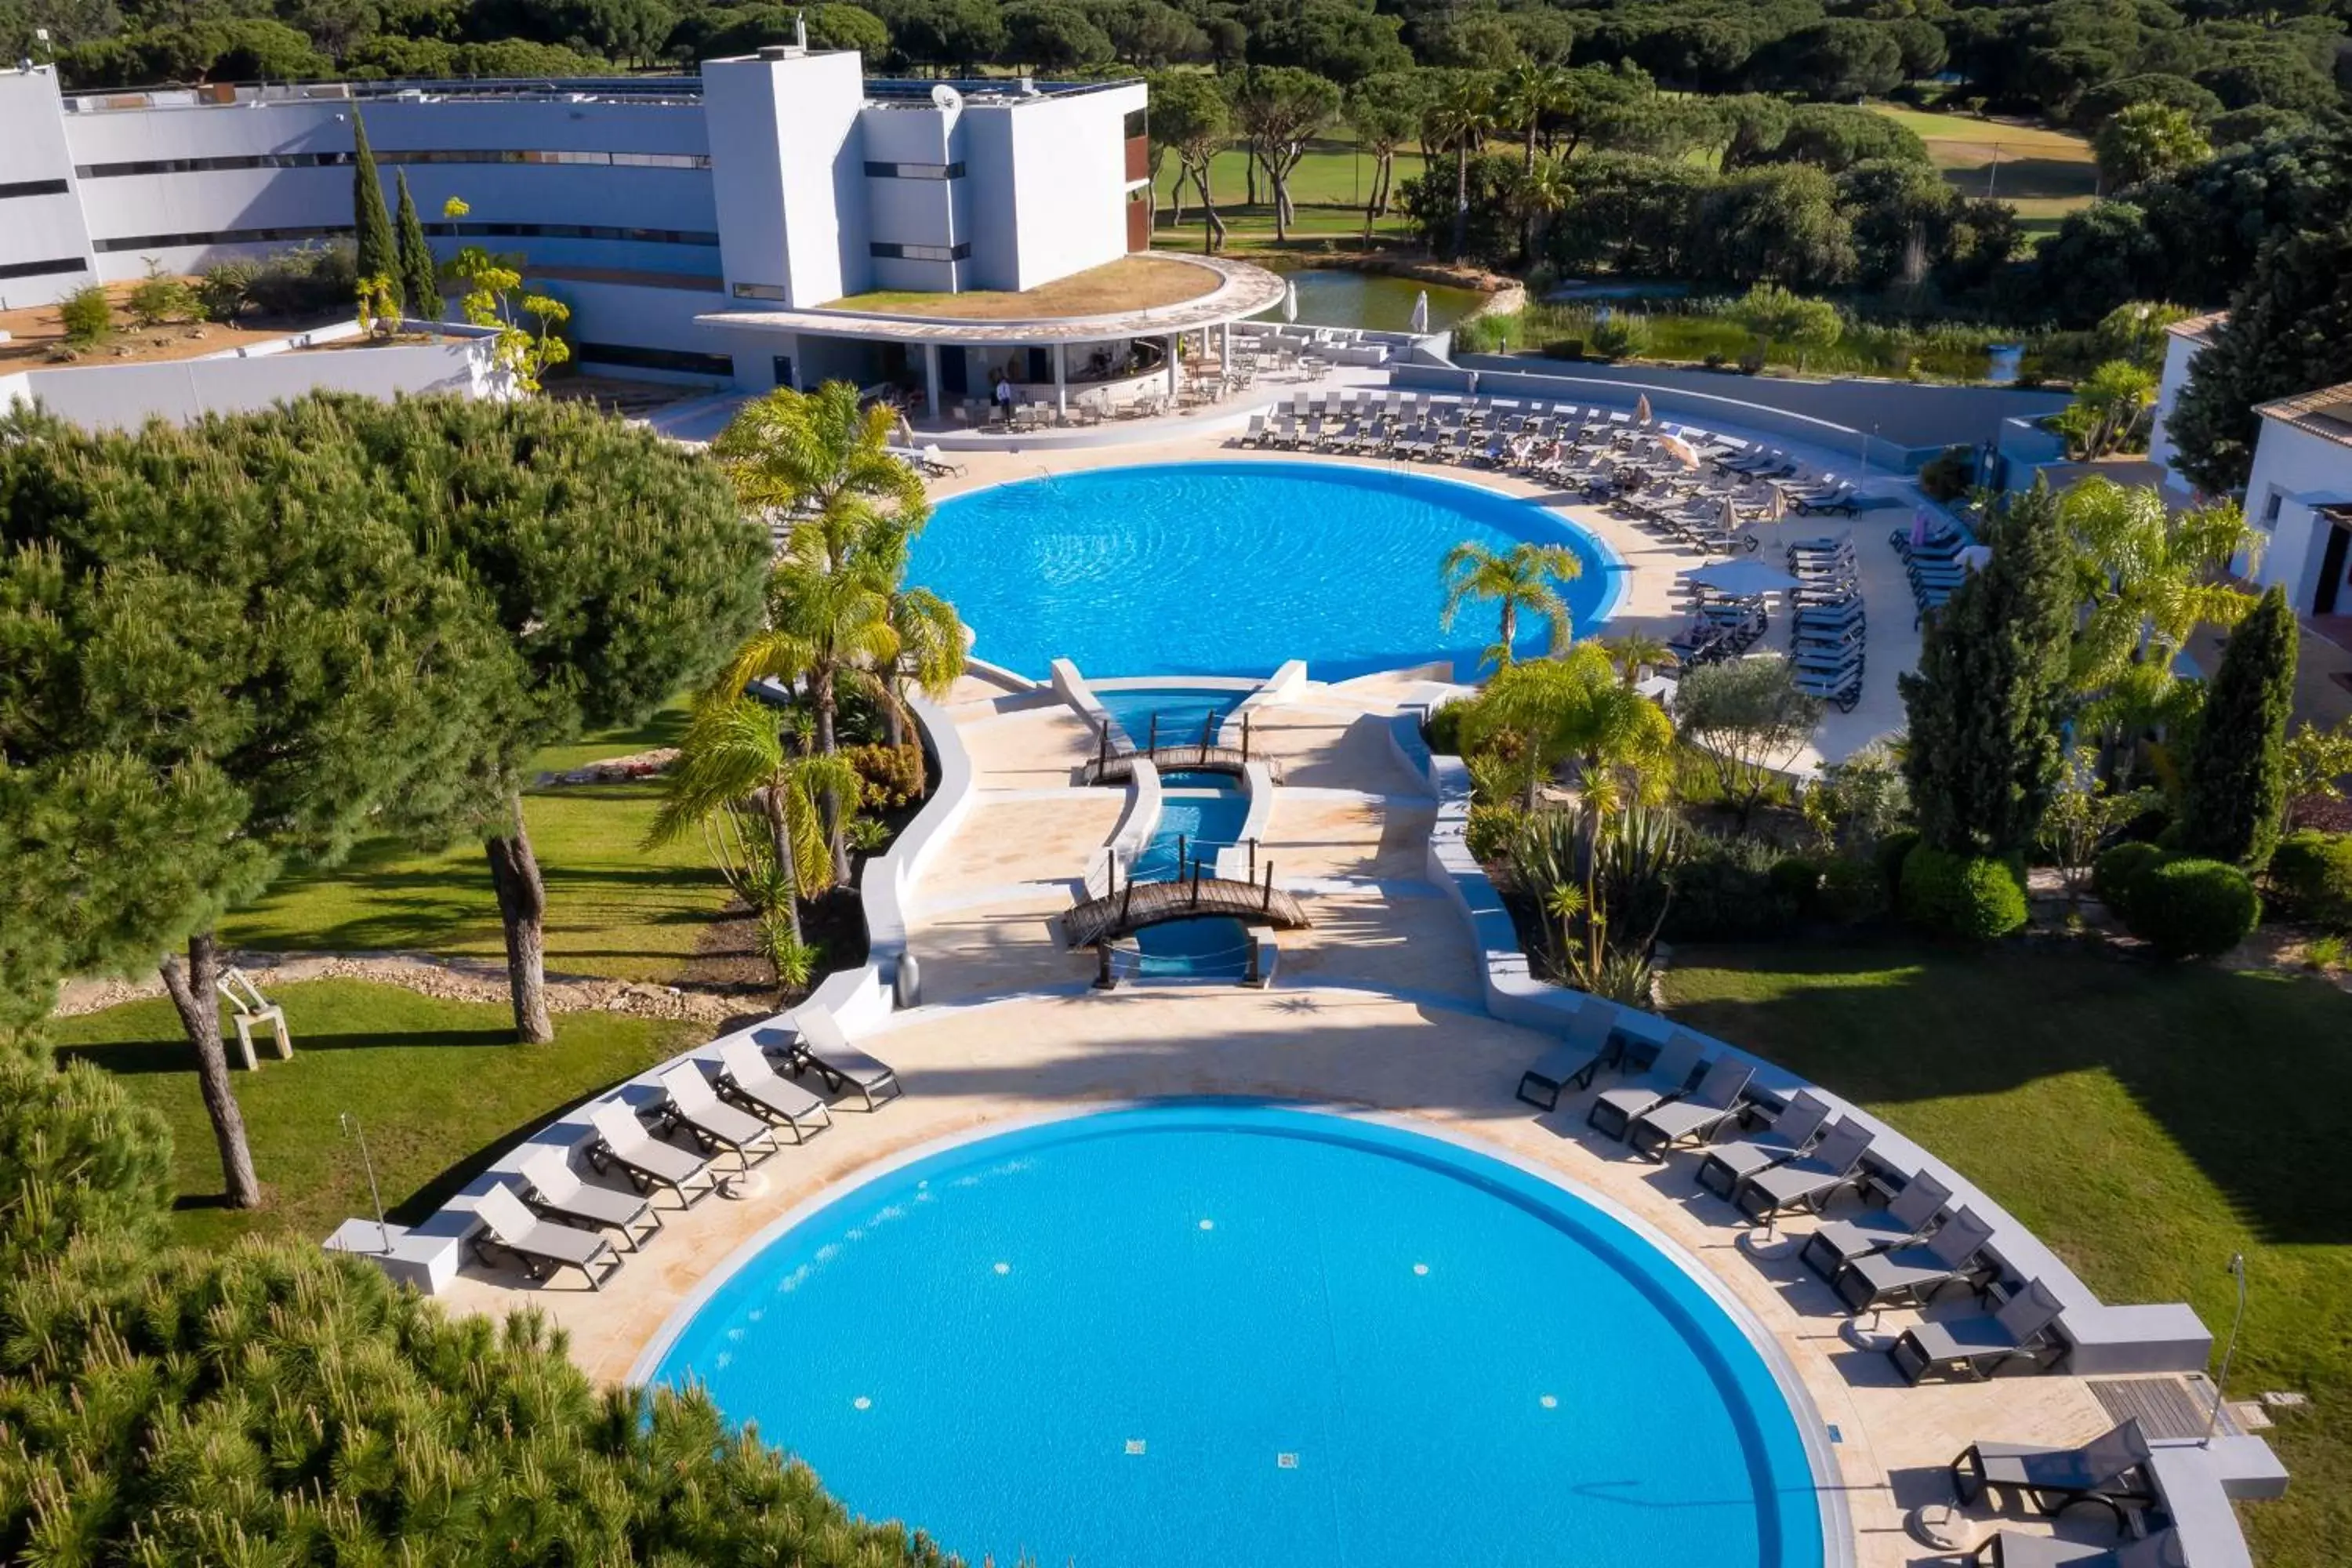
left=1152, top=140, right=1431, bottom=255
left=1871, top=104, right=2099, bottom=244
left=49, top=979, right=701, bottom=1250
left=1664, top=942, right=2352, bottom=1568
left=221, top=702, right=731, bottom=983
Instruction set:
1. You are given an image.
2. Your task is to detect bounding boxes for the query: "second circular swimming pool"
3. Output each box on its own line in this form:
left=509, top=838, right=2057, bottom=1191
left=644, top=1103, right=1828, bottom=1568
left=909, top=461, right=1624, bottom=681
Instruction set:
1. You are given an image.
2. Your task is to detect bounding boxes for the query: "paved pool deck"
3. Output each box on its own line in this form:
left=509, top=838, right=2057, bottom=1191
left=440, top=670, right=2147, bottom=1568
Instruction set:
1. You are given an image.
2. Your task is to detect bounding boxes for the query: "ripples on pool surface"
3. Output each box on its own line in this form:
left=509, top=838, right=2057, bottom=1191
left=912, top=463, right=1618, bottom=681
left=652, top=1104, right=1824, bottom=1568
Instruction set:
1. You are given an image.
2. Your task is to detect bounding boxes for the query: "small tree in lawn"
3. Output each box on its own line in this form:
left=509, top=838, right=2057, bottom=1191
left=1900, top=483, right=2077, bottom=858
left=2281, top=718, right=2352, bottom=829
left=2180, top=584, right=2297, bottom=866
left=443, top=196, right=572, bottom=390
left=350, top=111, right=399, bottom=314
left=394, top=171, right=440, bottom=321
left=1675, top=655, right=1823, bottom=831
left=1229, top=67, right=1341, bottom=243
left=2036, top=746, right=2159, bottom=909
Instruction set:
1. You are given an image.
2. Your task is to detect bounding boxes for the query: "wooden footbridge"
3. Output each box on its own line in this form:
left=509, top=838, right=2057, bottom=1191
left=1081, top=710, right=1279, bottom=786
left=1064, top=852, right=1310, bottom=949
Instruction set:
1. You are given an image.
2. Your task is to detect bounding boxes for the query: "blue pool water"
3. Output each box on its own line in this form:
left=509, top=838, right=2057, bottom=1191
left=1089, top=684, right=1249, bottom=752
left=913, top=463, right=1621, bottom=681
left=652, top=1104, right=1825, bottom=1568
left=1129, top=771, right=1254, bottom=979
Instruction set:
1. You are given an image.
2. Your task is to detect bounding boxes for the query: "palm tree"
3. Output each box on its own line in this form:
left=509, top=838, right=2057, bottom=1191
left=1509, top=153, right=1571, bottom=269
left=648, top=694, right=861, bottom=944
left=1439, top=539, right=1583, bottom=666
left=858, top=519, right=970, bottom=747
left=1461, top=642, right=1675, bottom=813
left=1598, top=631, right=1674, bottom=687
left=1423, top=77, right=1497, bottom=261
left=712, top=381, right=929, bottom=571
left=1497, top=60, right=1573, bottom=173
left=724, top=528, right=901, bottom=883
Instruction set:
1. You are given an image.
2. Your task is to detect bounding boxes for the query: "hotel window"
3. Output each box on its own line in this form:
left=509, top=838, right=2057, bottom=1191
left=575, top=342, right=735, bottom=377
left=0, top=179, right=71, bottom=199
left=863, top=160, right=966, bottom=180
left=2262, top=489, right=2284, bottom=529
left=424, top=221, right=720, bottom=246
left=869, top=241, right=971, bottom=262
left=1123, top=107, right=1147, bottom=140
left=77, top=149, right=709, bottom=178
left=93, top=223, right=347, bottom=252
left=0, top=256, right=89, bottom=279
left=731, top=281, right=789, bottom=301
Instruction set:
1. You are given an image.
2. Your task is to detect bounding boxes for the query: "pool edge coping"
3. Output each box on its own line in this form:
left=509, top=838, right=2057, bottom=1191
left=620, top=1094, right=1853, bottom=1568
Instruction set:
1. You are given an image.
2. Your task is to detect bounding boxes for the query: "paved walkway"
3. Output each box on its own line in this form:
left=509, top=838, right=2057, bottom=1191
left=438, top=674, right=2139, bottom=1568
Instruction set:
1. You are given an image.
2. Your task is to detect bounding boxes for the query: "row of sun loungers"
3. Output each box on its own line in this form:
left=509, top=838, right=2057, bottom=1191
left=1787, top=535, right=1866, bottom=711
left=1896, top=517, right=1984, bottom=624
left=465, top=1012, right=902, bottom=1290
left=1516, top=1013, right=2069, bottom=1385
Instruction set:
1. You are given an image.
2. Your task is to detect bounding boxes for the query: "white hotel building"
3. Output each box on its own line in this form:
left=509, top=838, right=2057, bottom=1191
left=0, top=49, right=1279, bottom=418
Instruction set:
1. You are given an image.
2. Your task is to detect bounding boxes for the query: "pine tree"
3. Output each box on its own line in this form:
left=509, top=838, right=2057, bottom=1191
left=2180, top=584, right=2298, bottom=866
left=1899, top=485, right=2077, bottom=856
left=351, top=113, right=400, bottom=311
left=394, top=171, right=439, bottom=321
left=2169, top=219, right=2352, bottom=495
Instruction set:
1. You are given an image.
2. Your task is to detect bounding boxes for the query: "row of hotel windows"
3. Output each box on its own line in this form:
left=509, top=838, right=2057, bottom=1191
left=0, top=256, right=89, bottom=280
left=70, top=149, right=712, bottom=179
left=870, top=241, right=971, bottom=262
left=87, top=220, right=719, bottom=254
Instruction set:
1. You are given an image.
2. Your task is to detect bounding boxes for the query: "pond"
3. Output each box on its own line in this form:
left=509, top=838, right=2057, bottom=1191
left=1258, top=268, right=1486, bottom=332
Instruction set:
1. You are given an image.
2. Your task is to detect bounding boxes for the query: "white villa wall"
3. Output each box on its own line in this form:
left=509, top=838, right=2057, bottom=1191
left=2242, top=417, right=2352, bottom=612
left=858, top=102, right=972, bottom=294
left=705, top=51, right=869, bottom=308
left=2146, top=328, right=2204, bottom=493
left=1001, top=84, right=1143, bottom=289
left=0, top=68, right=96, bottom=306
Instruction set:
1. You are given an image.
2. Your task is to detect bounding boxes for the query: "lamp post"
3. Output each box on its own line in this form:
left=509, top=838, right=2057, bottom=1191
left=2204, top=1252, right=2249, bottom=1446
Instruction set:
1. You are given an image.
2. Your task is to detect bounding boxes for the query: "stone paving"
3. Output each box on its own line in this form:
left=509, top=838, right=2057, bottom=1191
left=439, top=670, right=2140, bottom=1568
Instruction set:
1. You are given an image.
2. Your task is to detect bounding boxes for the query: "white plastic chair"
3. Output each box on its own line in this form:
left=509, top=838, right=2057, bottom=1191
left=216, top=967, right=291, bottom=1069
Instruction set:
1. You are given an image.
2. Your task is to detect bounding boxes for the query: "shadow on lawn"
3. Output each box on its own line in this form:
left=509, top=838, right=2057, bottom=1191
left=60, top=1025, right=516, bottom=1076
left=1668, top=942, right=2352, bottom=1247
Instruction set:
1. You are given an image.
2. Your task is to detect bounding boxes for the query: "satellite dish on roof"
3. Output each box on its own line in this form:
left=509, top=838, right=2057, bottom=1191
left=931, top=83, right=963, bottom=112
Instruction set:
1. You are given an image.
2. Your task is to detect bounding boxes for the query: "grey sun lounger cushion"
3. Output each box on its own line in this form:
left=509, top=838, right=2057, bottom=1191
left=588, top=1102, right=716, bottom=1207
left=1733, top=1117, right=1874, bottom=1221
left=768, top=1008, right=904, bottom=1110
left=1832, top=1203, right=1997, bottom=1313
left=715, top=1036, right=833, bottom=1142
left=469, top=1182, right=622, bottom=1290
left=1626, top=1055, right=1755, bottom=1160
left=1513, top=1000, right=1625, bottom=1112
left=1697, top=1091, right=1833, bottom=1198
left=1953, top=1417, right=2154, bottom=1530
left=517, top=1145, right=659, bottom=1250
left=1801, top=1168, right=1953, bottom=1282
left=659, top=1064, right=779, bottom=1171
left=1893, top=1277, right=2067, bottom=1385
left=1586, top=1030, right=1706, bottom=1140
left=1974, top=1527, right=2183, bottom=1568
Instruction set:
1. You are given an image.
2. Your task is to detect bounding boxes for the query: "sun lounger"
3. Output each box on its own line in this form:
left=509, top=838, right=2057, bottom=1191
left=587, top=1101, right=716, bottom=1207
left=1733, top=1117, right=1873, bottom=1222
left=1952, top=1417, right=2154, bottom=1531
left=1626, top=1055, right=1755, bottom=1160
left=1697, top=1090, right=1833, bottom=1197
left=517, top=1145, right=659, bottom=1250
left=918, top=444, right=967, bottom=477
left=715, top=1036, right=833, bottom=1142
left=1892, top=1277, right=2067, bottom=1384
left=1832, top=1204, right=1998, bottom=1314
left=1800, top=1168, right=1952, bottom=1280
left=468, top=1181, right=622, bottom=1290
left=1587, top=1030, right=1707, bottom=1140
left=769, top=1008, right=904, bottom=1110
left=1968, top=1526, right=2181, bottom=1568
left=657, top=1063, right=779, bottom=1171
left=1513, top=1000, right=1628, bottom=1111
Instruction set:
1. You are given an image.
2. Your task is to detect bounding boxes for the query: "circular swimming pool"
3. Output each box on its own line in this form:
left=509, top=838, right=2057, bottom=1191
left=644, top=1103, right=1828, bottom=1568
left=909, top=462, right=1623, bottom=681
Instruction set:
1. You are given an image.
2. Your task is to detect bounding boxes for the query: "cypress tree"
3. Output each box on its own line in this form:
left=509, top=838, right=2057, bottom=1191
left=2180, top=584, right=2298, bottom=865
left=1898, top=484, right=2077, bottom=856
left=351, top=113, right=400, bottom=310
left=394, top=171, right=440, bottom=322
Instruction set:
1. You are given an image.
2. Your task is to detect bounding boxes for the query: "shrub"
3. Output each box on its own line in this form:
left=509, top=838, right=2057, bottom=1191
left=1466, top=801, right=1523, bottom=865
left=2267, top=829, right=2352, bottom=931
left=843, top=742, right=924, bottom=811
left=1875, top=826, right=1922, bottom=900
left=1541, top=338, right=1585, bottom=361
left=245, top=241, right=359, bottom=319
left=1769, top=855, right=1824, bottom=916
left=195, top=260, right=257, bottom=323
left=1900, top=844, right=2027, bottom=939
left=1737, top=349, right=1766, bottom=375
left=2125, top=857, right=2260, bottom=960
left=1818, top=855, right=1890, bottom=925
left=1425, top=701, right=1467, bottom=756
left=125, top=262, right=198, bottom=328
left=1587, top=315, right=1650, bottom=360
left=1918, top=445, right=1975, bottom=501
left=2093, top=840, right=2169, bottom=922
left=56, top=284, right=113, bottom=345
left=1662, top=834, right=1792, bottom=941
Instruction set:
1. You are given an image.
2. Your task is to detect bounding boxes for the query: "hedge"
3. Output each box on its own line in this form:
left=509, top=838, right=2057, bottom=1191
left=1900, top=844, right=2028, bottom=939
left=2266, top=830, right=2352, bottom=932
left=2129, top=857, right=2262, bottom=960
